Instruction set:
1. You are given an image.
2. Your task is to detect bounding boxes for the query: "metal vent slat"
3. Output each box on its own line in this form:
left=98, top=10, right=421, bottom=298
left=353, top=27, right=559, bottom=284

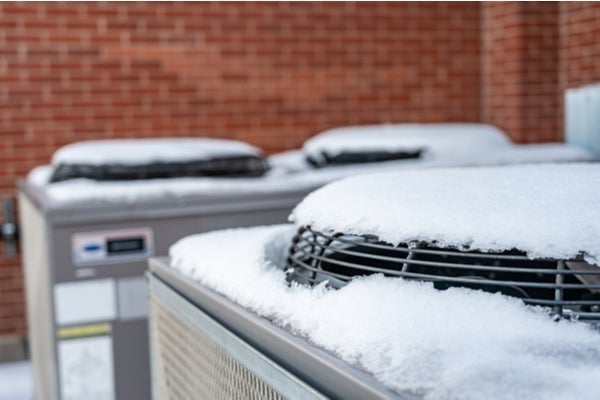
left=309, top=229, right=538, bottom=261
left=149, top=278, right=326, bottom=400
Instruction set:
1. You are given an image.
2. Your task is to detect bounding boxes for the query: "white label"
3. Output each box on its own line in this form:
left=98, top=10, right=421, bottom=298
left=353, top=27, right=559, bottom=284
left=55, top=280, right=116, bottom=326
left=59, top=336, right=115, bottom=400
left=117, top=276, right=149, bottom=320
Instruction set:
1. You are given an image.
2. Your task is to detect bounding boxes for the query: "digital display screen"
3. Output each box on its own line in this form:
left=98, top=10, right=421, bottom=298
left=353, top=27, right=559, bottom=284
left=106, top=237, right=145, bottom=254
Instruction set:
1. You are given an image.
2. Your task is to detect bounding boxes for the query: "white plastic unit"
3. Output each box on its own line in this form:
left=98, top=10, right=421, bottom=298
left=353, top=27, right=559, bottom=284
left=565, top=83, right=600, bottom=156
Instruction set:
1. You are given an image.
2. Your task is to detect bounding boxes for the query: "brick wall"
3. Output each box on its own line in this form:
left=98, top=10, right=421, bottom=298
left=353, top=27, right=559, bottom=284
left=0, top=2, right=482, bottom=337
left=560, top=2, right=600, bottom=89
left=482, top=2, right=561, bottom=143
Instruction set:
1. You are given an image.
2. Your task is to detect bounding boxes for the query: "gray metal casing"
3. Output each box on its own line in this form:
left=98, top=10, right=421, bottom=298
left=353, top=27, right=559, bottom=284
left=19, top=179, right=318, bottom=400
left=148, top=258, right=418, bottom=400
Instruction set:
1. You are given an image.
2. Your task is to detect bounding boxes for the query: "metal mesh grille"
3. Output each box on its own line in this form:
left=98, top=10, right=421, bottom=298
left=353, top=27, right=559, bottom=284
left=286, top=226, right=600, bottom=321
left=306, top=150, right=422, bottom=168
left=150, top=293, right=286, bottom=400
left=50, top=155, right=269, bottom=182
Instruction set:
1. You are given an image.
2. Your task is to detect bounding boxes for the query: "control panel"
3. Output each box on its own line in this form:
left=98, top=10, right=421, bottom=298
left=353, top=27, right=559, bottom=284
left=72, top=228, right=154, bottom=266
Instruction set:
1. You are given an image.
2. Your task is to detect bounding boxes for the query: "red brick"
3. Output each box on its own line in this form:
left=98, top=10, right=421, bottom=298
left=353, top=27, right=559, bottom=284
left=481, top=2, right=561, bottom=142
left=560, top=2, right=600, bottom=88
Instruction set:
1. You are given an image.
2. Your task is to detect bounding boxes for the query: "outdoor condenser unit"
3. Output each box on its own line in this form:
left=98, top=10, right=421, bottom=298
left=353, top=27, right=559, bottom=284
left=148, top=258, right=417, bottom=400
left=18, top=175, right=319, bottom=400
left=17, top=132, right=595, bottom=400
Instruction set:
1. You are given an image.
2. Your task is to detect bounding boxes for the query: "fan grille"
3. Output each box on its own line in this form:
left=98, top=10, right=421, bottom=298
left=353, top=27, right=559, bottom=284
left=50, top=155, right=269, bottom=182
left=306, top=150, right=422, bottom=168
left=286, top=226, right=600, bottom=321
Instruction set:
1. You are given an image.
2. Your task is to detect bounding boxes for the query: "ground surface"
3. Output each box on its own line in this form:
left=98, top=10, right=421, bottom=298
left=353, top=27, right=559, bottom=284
left=0, top=361, right=32, bottom=400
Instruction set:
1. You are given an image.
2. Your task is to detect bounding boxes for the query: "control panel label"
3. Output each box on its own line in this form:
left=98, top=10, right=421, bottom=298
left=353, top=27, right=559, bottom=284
left=72, top=227, right=154, bottom=266
left=54, top=279, right=116, bottom=326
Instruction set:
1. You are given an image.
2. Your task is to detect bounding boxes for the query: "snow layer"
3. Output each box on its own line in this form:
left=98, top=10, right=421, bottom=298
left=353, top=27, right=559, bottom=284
left=27, top=165, right=53, bottom=187
left=28, top=143, right=594, bottom=206
left=271, top=143, right=594, bottom=173
left=436, top=143, right=595, bottom=166
left=303, top=123, right=512, bottom=163
left=170, top=225, right=600, bottom=400
left=26, top=164, right=324, bottom=205
left=292, top=163, right=600, bottom=263
left=52, top=138, right=262, bottom=166
left=268, top=150, right=311, bottom=174
left=27, top=171, right=299, bottom=205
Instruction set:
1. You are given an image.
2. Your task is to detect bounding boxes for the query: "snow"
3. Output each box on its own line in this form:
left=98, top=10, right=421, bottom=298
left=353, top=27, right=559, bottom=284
left=26, top=165, right=322, bottom=205
left=27, top=165, right=53, bottom=187
left=292, top=163, right=600, bottom=263
left=268, top=150, right=311, bottom=173
left=303, top=123, right=512, bottom=164
left=278, top=142, right=594, bottom=174
left=170, top=225, right=600, bottom=400
left=0, top=361, right=33, bottom=400
left=435, top=143, right=595, bottom=166
left=28, top=142, right=595, bottom=206
left=52, top=138, right=263, bottom=166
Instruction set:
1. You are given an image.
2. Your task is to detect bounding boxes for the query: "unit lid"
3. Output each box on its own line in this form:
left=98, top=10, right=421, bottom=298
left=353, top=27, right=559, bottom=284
left=49, top=138, right=269, bottom=182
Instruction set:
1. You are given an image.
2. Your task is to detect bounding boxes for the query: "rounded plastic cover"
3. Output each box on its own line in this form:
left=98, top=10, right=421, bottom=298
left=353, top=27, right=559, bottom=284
left=303, top=123, right=512, bottom=167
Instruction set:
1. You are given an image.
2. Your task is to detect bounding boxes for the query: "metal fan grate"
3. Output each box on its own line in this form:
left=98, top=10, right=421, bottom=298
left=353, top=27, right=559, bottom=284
left=286, top=226, right=600, bottom=321
left=306, top=150, right=422, bottom=168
